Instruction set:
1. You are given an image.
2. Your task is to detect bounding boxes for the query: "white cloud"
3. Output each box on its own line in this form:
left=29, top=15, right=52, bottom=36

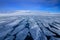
left=0, top=10, right=60, bottom=16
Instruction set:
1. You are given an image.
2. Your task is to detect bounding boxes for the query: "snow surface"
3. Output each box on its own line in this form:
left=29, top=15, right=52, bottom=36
left=0, top=15, right=60, bottom=40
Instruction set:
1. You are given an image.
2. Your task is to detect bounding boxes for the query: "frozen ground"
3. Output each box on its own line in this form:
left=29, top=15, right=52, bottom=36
left=0, top=15, right=60, bottom=40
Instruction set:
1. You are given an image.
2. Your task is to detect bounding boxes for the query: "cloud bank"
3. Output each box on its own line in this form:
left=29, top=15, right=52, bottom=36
left=0, top=10, right=60, bottom=16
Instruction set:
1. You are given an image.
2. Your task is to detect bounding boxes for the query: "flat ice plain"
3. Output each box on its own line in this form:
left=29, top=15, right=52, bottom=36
left=0, top=15, right=60, bottom=40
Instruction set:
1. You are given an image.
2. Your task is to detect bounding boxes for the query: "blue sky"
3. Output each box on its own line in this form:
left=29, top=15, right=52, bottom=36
left=0, top=0, right=60, bottom=13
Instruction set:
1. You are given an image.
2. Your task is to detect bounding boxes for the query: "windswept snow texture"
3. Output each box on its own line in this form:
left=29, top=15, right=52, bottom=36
left=0, top=15, right=60, bottom=40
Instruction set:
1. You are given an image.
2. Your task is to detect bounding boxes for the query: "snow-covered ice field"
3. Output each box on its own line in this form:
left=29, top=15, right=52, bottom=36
left=0, top=15, right=60, bottom=40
